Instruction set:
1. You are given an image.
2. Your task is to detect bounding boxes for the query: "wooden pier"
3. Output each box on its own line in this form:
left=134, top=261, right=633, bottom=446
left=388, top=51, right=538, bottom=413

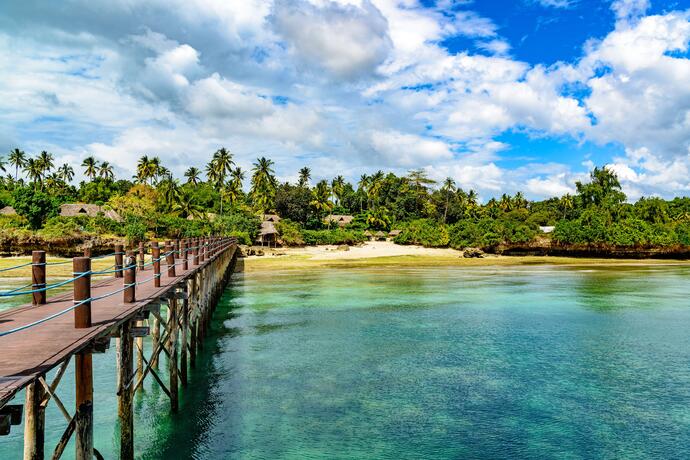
left=0, top=237, right=239, bottom=459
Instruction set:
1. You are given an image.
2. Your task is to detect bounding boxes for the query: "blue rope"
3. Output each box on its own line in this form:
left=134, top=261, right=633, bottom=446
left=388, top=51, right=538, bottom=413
left=0, top=261, right=33, bottom=273
left=0, top=296, right=92, bottom=337
left=0, top=271, right=91, bottom=297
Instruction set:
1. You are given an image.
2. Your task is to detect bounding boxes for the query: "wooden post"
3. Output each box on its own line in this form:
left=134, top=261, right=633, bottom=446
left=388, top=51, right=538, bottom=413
left=73, top=257, right=93, bottom=460
left=83, top=247, right=91, bottom=258
left=31, top=251, right=46, bottom=306
left=182, top=239, right=188, bottom=271
left=115, top=244, right=124, bottom=278
left=23, top=379, right=45, bottom=460
left=138, top=242, right=145, bottom=271
left=117, top=320, right=133, bottom=460
left=199, top=238, right=205, bottom=263
left=168, top=298, right=179, bottom=412
left=124, top=251, right=136, bottom=303
left=180, top=291, right=189, bottom=387
left=166, top=245, right=175, bottom=278
left=193, top=238, right=199, bottom=265
left=152, top=243, right=161, bottom=288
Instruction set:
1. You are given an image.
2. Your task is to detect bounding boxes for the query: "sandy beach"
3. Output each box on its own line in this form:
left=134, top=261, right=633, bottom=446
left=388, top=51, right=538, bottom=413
left=241, top=241, right=690, bottom=272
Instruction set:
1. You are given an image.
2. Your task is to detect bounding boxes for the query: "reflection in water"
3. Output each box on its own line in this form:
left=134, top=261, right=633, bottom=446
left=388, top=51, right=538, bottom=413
left=2, top=265, right=690, bottom=459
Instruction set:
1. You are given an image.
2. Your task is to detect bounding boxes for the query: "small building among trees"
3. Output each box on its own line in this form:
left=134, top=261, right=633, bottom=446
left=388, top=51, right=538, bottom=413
left=59, top=203, right=122, bottom=222
left=324, top=214, right=354, bottom=227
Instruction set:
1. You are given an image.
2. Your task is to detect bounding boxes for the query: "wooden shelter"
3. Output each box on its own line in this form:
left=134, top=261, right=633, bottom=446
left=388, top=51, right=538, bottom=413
left=324, top=215, right=354, bottom=227
left=257, top=220, right=278, bottom=247
left=261, top=214, right=281, bottom=223
left=374, top=231, right=386, bottom=241
left=363, top=230, right=374, bottom=241
left=388, top=229, right=402, bottom=238
left=0, top=206, right=17, bottom=216
left=59, top=203, right=122, bottom=222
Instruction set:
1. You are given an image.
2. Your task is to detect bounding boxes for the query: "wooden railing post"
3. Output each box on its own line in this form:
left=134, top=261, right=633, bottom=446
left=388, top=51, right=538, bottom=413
left=168, top=297, right=179, bottom=412
left=138, top=242, right=145, bottom=271
left=115, top=244, right=124, bottom=278
left=124, top=251, right=136, bottom=303
left=193, top=238, right=199, bottom=265
left=166, top=245, right=175, bottom=277
left=31, top=251, right=46, bottom=306
left=152, top=242, right=161, bottom=288
left=199, top=238, right=206, bottom=263
left=73, top=257, right=93, bottom=460
left=182, top=239, right=188, bottom=271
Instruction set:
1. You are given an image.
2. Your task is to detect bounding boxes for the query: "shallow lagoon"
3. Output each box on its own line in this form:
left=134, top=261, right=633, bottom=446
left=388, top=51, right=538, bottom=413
left=2, top=265, right=690, bottom=459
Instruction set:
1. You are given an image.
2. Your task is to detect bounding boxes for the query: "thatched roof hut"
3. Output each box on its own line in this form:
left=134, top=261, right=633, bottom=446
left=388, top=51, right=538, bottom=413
left=59, top=203, right=122, bottom=222
left=324, top=214, right=354, bottom=227
left=374, top=231, right=386, bottom=240
left=0, top=206, right=17, bottom=216
left=186, top=212, right=218, bottom=221
left=257, top=220, right=278, bottom=246
left=388, top=229, right=402, bottom=237
left=261, top=214, right=282, bottom=222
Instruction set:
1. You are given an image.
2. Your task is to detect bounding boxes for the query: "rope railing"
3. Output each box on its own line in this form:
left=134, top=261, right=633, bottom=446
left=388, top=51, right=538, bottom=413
left=0, top=237, right=237, bottom=337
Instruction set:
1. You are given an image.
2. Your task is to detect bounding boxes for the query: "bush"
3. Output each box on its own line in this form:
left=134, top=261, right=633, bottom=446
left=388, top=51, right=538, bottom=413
left=213, top=211, right=261, bottom=241
left=38, top=217, right=85, bottom=239
left=276, top=219, right=305, bottom=246
left=394, top=219, right=449, bottom=247
left=12, top=186, right=60, bottom=229
left=124, top=216, right=147, bottom=245
left=301, top=229, right=366, bottom=245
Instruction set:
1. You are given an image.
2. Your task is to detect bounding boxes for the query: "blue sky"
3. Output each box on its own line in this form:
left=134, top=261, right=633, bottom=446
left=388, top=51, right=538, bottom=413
left=1, top=0, right=690, bottom=200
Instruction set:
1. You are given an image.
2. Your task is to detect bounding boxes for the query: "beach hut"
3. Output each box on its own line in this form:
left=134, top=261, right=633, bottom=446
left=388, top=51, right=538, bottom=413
left=257, top=220, right=278, bottom=247
left=374, top=231, right=386, bottom=241
left=0, top=206, right=17, bottom=216
left=324, top=214, right=354, bottom=228
left=59, top=203, right=122, bottom=222
left=388, top=229, right=401, bottom=240
left=261, top=214, right=282, bottom=223
left=363, top=230, right=374, bottom=241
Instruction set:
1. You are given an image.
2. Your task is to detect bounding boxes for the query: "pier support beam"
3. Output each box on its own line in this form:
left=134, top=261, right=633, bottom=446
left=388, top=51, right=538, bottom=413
left=167, top=298, right=179, bottom=412
left=180, top=291, right=189, bottom=387
left=73, top=256, right=93, bottom=460
left=23, top=380, right=45, bottom=460
left=117, top=320, right=134, bottom=460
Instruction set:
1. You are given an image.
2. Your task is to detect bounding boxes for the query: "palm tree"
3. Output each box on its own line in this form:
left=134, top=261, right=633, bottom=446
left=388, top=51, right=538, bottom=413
left=358, top=174, right=369, bottom=212
left=0, top=155, right=5, bottom=174
left=37, top=151, right=54, bottom=180
left=231, top=167, right=244, bottom=189
left=331, top=175, right=345, bottom=207
left=24, top=158, right=43, bottom=188
left=368, top=170, right=384, bottom=209
left=559, top=193, right=574, bottom=219
left=250, top=157, right=277, bottom=213
left=57, top=163, right=74, bottom=183
left=298, top=167, right=311, bottom=187
left=136, top=155, right=160, bottom=185
left=99, top=161, right=114, bottom=180
left=158, top=177, right=181, bottom=212
left=8, top=148, right=26, bottom=180
left=184, top=167, right=201, bottom=185
left=206, top=148, right=235, bottom=216
left=441, top=177, right=456, bottom=223
left=310, top=180, right=333, bottom=216
left=172, top=190, right=203, bottom=219
left=82, top=156, right=98, bottom=181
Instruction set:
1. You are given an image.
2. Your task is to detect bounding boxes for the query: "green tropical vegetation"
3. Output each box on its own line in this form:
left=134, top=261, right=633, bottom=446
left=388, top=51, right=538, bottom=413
left=3, top=147, right=690, bottom=255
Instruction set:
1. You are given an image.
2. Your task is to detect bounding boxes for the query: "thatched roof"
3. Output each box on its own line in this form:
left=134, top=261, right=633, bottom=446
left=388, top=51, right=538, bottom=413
left=186, top=212, right=218, bottom=221
left=374, top=231, right=386, bottom=238
left=261, top=214, right=281, bottom=222
left=0, top=206, right=17, bottom=216
left=59, top=203, right=122, bottom=222
left=363, top=230, right=373, bottom=237
left=388, top=229, right=402, bottom=236
left=324, top=214, right=354, bottom=226
left=260, top=221, right=278, bottom=235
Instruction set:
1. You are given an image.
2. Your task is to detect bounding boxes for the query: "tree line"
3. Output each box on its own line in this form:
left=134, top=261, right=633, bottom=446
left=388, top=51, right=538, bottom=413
left=2, top=147, right=690, bottom=249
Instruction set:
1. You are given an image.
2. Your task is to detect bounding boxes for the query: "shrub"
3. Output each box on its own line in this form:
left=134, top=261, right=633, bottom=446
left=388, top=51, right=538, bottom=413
left=276, top=219, right=305, bottom=246
left=301, top=229, right=366, bottom=245
left=12, top=186, right=59, bottom=229
left=213, top=211, right=261, bottom=241
left=124, top=216, right=147, bottom=245
left=394, top=219, right=449, bottom=247
left=38, top=217, right=85, bottom=239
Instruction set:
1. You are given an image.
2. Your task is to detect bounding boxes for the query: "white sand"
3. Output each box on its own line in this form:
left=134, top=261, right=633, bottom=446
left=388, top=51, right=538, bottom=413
left=249, top=241, right=464, bottom=260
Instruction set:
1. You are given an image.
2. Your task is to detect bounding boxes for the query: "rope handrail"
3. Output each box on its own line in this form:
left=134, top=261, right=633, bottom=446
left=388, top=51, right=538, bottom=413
left=0, top=261, right=33, bottom=273
left=0, top=240, right=236, bottom=335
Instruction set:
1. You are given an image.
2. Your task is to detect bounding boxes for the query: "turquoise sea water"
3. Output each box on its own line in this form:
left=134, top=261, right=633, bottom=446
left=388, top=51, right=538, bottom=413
left=3, top=265, right=690, bottom=459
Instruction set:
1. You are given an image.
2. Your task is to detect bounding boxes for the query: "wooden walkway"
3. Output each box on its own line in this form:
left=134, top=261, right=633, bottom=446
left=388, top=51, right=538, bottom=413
left=0, top=243, right=235, bottom=408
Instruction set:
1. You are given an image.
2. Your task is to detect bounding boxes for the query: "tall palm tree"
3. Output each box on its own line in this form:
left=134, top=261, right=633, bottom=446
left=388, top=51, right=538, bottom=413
left=158, top=177, right=181, bottom=212
left=0, top=155, right=5, bottom=174
left=8, top=148, right=26, bottom=180
left=368, top=170, right=385, bottom=209
left=37, top=151, right=54, bottom=180
left=441, top=177, right=456, bottom=223
left=250, top=157, right=277, bottom=213
left=57, top=163, right=74, bottom=183
left=298, top=167, right=311, bottom=187
left=172, top=189, right=203, bottom=219
left=82, top=156, right=98, bottom=181
left=331, top=175, right=345, bottom=206
left=358, top=174, right=369, bottom=212
left=184, top=167, right=201, bottom=185
left=310, top=180, right=333, bottom=216
left=99, top=161, right=114, bottom=180
left=231, top=167, right=244, bottom=189
left=24, top=158, right=43, bottom=188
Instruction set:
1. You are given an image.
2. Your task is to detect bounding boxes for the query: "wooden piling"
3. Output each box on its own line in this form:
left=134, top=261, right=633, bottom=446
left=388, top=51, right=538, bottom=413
left=31, top=251, right=46, bottom=306
left=22, top=380, right=45, bottom=460
left=73, top=257, right=93, bottom=460
left=182, top=239, right=188, bottom=271
left=193, top=238, right=199, bottom=265
left=166, top=245, right=175, bottom=278
left=115, top=244, right=124, bottom=278
left=117, top=320, right=133, bottom=460
left=138, top=242, right=145, bottom=271
left=180, top=291, right=189, bottom=387
left=124, top=251, right=136, bottom=304
left=168, top=298, right=179, bottom=412
left=152, top=243, right=161, bottom=288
